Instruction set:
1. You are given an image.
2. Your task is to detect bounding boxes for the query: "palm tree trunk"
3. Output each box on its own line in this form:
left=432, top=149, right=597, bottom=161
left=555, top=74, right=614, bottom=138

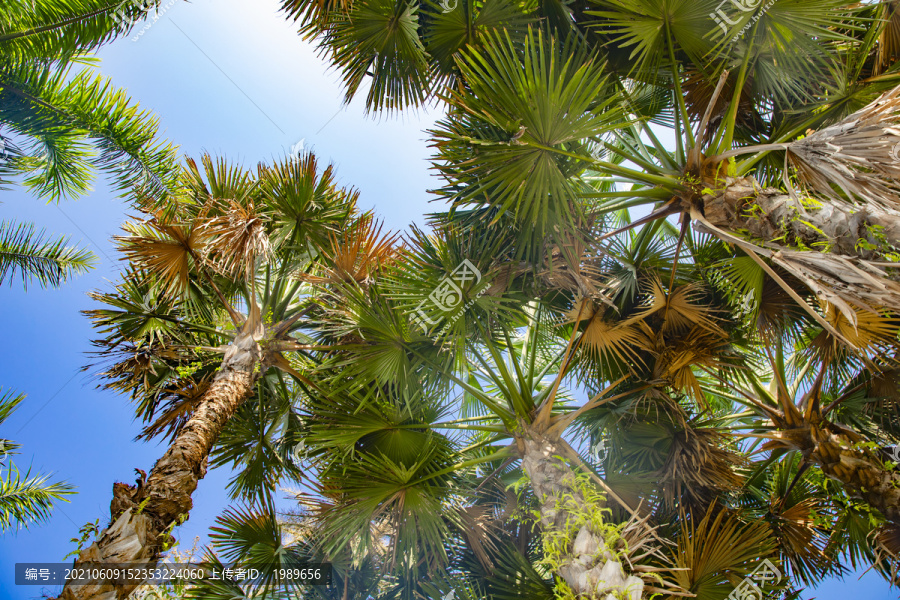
left=701, top=176, right=900, bottom=257
left=697, top=176, right=900, bottom=314
left=810, top=426, right=900, bottom=524
left=520, top=433, right=644, bottom=600
left=55, top=327, right=263, bottom=600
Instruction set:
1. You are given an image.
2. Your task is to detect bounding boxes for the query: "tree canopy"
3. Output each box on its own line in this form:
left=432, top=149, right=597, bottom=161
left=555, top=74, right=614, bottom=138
left=11, top=1, right=900, bottom=600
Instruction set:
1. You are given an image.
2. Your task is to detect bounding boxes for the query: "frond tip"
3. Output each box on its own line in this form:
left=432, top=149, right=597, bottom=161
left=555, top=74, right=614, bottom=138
left=0, top=463, right=75, bottom=531
left=0, top=388, right=75, bottom=532
left=0, top=220, right=96, bottom=290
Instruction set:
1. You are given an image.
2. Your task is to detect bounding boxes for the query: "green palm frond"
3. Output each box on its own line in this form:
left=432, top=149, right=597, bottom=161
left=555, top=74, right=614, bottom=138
left=0, top=60, right=179, bottom=202
left=0, top=388, right=74, bottom=532
left=431, top=28, right=626, bottom=258
left=423, top=0, right=536, bottom=89
left=321, top=0, right=432, bottom=112
left=0, top=219, right=95, bottom=289
left=0, top=0, right=170, bottom=63
left=0, top=462, right=74, bottom=532
left=0, top=389, right=23, bottom=461
left=211, top=376, right=307, bottom=503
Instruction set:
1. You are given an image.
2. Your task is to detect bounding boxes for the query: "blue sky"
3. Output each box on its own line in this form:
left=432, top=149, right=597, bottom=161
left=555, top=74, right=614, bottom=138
left=0, top=1, right=897, bottom=598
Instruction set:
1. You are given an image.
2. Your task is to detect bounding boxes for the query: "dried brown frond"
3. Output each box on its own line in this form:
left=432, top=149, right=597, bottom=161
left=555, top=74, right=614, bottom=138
left=756, top=274, right=807, bottom=340
left=137, top=375, right=213, bottom=442
left=872, top=523, right=900, bottom=584
left=644, top=324, right=730, bottom=407
left=203, top=198, right=271, bottom=279
left=303, top=215, right=399, bottom=287
left=572, top=281, right=729, bottom=403
left=768, top=249, right=900, bottom=320
left=767, top=498, right=832, bottom=580
left=453, top=504, right=502, bottom=570
left=876, top=1, right=900, bottom=75
left=787, top=84, right=900, bottom=210
left=642, top=278, right=724, bottom=337
left=578, top=315, right=649, bottom=372
left=804, top=302, right=900, bottom=366
left=87, top=340, right=164, bottom=396
left=614, top=510, right=690, bottom=597
left=539, top=244, right=612, bottom=304
left=117, top=213, right=208, bottom=296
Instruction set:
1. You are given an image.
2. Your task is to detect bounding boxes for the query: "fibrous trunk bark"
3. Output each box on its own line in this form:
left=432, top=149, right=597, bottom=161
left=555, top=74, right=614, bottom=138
left=810, top=425, right=900, bottom=525
left=520, top=434, right=644, bottom=600
left=701, top=176, right=900, bottom=256
left=55, top=328, right=262, bottom=600
left=698, top=176, right=900, bottom=314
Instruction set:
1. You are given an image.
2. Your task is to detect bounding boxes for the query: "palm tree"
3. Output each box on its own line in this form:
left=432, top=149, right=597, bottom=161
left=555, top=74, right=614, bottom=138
left=1, top=0, right=182, bottom=287
left=76, top=163, right=898, bottom=600
left=0, top=0, right=176, bottom=545
left=58, top=2, right=900, bottom=598
left=257, top=3, right=900, bottom=596
left=184, top=214, right=885, bottom=599
left=0, top=388, right=74, bottom=532
left=54, top=152, right=368, bottom=600
left=1, top=0, right=179, bottom=200
left=283, top=0, right=900, bottom=317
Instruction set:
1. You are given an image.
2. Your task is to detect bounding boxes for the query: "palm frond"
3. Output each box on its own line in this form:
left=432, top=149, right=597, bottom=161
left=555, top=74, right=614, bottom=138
left=0, top=219, right=95, bottom=289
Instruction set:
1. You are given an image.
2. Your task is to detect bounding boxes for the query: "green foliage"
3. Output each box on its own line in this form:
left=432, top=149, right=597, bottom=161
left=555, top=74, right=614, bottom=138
left=62, top=0, right=900, bottom=595
left=0, top=219, right=96, bottom=289
left=64, top=518, right=100, bottom=560
left=0, top=389, right=75, bottom=532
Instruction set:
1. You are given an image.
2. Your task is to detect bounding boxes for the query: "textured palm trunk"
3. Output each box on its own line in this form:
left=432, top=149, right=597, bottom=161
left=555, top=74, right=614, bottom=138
left=809, top=426, right=900, bottom=525
left=698, top=176, right=900, bottom=313
left=521, top=434, right=644, bottom=600
left=701, top=177, right=900, bottom=256
left=56, top=328, right=263, bottom=600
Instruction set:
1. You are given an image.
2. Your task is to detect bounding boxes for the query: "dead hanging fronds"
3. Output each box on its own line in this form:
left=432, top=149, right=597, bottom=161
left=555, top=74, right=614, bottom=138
left=203, top=198, right=272, bottom=279
left=786, top=85, right=900, bottom=209
left=452, top=504, right=502, bottom=570
left=137, top=374, right=213, bottom=442
left=767, top=249, right=900, bottom=318
left=691, top=202, right=900, bottom=342
left=657, top=422, right=746, bottom=513
left=303, top=215, right=399, bottom=287
left=538, top=230, right=616, bottom=306
left=872, top=523, right=900, bottom=584
left=876, top=1, right=900, bottom=75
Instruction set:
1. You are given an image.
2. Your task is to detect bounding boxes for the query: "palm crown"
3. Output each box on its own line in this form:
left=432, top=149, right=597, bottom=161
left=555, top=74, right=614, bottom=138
left=52, top=1, right=900, bottom=599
